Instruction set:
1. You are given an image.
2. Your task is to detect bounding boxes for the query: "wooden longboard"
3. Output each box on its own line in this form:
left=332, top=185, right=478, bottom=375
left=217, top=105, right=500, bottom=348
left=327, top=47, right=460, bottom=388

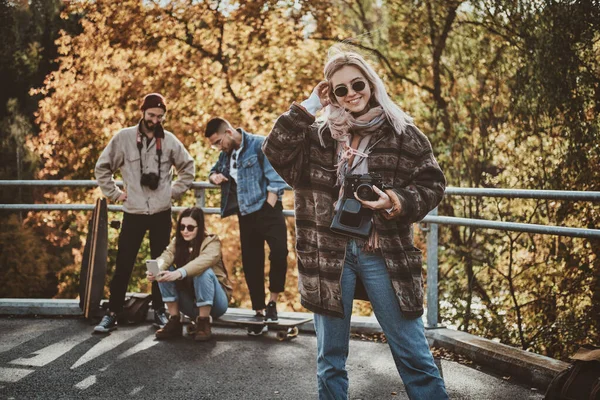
left=217, top=314, right=313, bottom=341
left=79, top=198, right=108, bottom=319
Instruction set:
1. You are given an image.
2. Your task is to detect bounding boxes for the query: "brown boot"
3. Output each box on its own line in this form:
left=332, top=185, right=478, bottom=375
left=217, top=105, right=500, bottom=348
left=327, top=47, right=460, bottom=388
left=194, top=316, right=212, bottom=342
left=155, top=315, right=182, bottom=340
left=186, top=321, right=197, bottom=336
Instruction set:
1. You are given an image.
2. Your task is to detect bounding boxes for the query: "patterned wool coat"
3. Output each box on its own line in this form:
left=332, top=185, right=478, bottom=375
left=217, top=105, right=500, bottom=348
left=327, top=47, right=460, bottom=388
left=262, top=103, right=446, bottom=319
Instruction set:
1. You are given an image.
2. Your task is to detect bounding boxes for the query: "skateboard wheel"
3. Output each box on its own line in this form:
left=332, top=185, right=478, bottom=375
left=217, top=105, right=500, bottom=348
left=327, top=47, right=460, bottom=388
left=276, top=331, right=287, bottom=341
left=286, top=326, right=299, bottom=340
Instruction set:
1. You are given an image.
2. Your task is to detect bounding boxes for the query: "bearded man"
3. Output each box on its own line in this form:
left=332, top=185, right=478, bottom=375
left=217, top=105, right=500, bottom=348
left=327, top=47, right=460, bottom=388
left=94, top=93, right=195, bottom=333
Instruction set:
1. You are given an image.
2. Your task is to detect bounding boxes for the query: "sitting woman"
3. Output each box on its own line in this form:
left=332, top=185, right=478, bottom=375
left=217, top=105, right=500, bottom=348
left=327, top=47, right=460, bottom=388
left=147, top=206, right=232, bottom=341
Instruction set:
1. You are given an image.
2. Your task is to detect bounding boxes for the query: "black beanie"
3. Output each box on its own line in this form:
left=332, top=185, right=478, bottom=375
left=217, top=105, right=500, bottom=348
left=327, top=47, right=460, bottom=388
left=141, top=93, right=167, bottom=112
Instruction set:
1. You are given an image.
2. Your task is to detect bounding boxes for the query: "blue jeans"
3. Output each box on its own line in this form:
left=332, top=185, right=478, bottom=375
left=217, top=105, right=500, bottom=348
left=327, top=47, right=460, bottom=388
left=158, top=268, right=228, bottom=319
left=314, top=240, right=448, bottom=400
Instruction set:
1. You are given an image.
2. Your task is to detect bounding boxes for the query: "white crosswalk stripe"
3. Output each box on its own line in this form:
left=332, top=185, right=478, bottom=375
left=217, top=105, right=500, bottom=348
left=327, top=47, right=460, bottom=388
left=70, top=326, right=147, bottom=369
left=210, top=342, right=233, bottom=358
left=0, top=367, right=35, bottom=383
left=117, top=333, right=158, bottom=360
left=10, top=334, right=90, bottom=367
left=0, top=322, right=56, bottom=354
left=74, top=375, right=96, bottom=390
left=129, top=386, right=144, bottom=395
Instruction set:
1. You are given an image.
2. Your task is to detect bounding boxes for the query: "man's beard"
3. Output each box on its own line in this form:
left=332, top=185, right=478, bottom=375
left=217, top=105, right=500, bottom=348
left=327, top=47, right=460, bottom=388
left=142, top=119, right=156, bottom=132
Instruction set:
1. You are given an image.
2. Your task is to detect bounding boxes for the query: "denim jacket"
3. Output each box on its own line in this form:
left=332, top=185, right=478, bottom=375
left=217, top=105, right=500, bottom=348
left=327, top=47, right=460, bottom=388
left=209, top=128, right=287, bottom=217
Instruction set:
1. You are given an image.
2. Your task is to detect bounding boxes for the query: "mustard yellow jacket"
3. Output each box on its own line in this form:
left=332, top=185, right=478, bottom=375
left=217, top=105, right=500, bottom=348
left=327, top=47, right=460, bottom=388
left=157, top=234, right=233, bottom=301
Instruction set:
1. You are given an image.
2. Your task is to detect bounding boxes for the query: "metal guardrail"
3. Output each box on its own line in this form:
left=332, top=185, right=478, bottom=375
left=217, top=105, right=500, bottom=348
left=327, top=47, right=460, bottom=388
left=1, top=180, right=598, bottom=238
left=4, top=179, right=600, bottom=200
left=0, top=204, right=296, bottom=217
left=0, top=180, right=218, bottom=190
left=444, top=187, right=600, bottom=201
left=2, top=180, right=599, bottom=328
left=0, top=205, right=596, bottom=237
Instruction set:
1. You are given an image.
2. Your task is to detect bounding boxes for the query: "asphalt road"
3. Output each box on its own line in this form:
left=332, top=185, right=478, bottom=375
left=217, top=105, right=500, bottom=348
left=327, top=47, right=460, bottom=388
left=0, top=317, right=544, bottom=399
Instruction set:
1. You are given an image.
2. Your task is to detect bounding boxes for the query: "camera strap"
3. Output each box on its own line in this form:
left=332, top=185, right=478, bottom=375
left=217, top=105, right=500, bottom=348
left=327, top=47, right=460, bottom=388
left=336, top=134, right=386, bottom=188
left=137, top=134, right=162, bottom=180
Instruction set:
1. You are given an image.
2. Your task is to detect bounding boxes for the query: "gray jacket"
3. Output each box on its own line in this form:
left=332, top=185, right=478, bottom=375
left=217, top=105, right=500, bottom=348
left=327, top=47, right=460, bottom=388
left=95, top=124, right=195, bottom=214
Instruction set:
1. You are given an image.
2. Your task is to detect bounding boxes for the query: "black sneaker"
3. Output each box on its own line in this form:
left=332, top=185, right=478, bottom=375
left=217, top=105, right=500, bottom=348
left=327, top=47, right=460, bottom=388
left=154, top=309, right=169, bottom=329
left=246, top=324, right=268, bottom=336
left=265, top=301, right=278, bottom=322
left=94, top=312, right=117, bottom=333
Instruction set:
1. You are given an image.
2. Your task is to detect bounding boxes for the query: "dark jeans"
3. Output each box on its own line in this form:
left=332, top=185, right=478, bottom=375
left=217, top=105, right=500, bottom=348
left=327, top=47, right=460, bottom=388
left=238, top=201, right=288, bottom=310
left=158, top=267, right=229, bottom=320
left=108, top=209, right=171, bottom=314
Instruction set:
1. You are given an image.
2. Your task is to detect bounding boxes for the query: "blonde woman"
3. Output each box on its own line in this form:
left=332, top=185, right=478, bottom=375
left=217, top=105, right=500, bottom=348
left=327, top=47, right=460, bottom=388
left=263, top=48, right=448, bottom=399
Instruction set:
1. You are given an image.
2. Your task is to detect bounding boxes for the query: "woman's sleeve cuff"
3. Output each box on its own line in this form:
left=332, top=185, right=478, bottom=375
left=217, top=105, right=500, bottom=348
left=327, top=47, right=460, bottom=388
left=178, top=269, right=187, bottom=279
left=382, top=189, right=403, bottom=220
left=291, top=102, right=317, bottom=122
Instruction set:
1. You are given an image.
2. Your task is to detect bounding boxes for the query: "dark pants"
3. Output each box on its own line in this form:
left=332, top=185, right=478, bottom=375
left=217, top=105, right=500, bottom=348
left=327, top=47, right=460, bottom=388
left=238, top=201, right=288, bottom=310
left=108, top=209, right=171, bottom=314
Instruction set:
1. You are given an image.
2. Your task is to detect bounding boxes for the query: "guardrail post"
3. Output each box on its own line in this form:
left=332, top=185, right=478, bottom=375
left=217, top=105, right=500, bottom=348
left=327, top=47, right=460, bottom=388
left=426, top=207, right=440, bottom=328
left=194, top=188, right=206, bottom=208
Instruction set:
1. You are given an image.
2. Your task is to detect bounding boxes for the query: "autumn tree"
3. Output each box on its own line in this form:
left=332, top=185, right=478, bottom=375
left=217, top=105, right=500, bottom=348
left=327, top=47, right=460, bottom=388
left=307, top=0, right=599, bottom=359
left=28, top=0, right=330, bottom=311
left=0, top=214, right=59, bottom=298
left=0, top=0, right=72, bottom=206
left=4, top=0, right=598, bottom=360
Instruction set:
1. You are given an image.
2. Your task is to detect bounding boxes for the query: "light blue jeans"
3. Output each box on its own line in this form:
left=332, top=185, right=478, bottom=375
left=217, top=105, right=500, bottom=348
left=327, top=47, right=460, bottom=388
left=314, top=240, right=448, bottom=400
left=158, top=267, right=228, bottom=319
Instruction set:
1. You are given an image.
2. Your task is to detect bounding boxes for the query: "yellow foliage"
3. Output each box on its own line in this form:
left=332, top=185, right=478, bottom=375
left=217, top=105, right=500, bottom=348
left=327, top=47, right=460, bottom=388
left=26, top=0, right=346, bottom=315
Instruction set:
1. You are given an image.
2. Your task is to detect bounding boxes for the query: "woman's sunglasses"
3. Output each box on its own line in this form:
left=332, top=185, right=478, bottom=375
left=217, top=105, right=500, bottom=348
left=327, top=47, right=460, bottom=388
left=333, top=80, right=367, bottom=98
left=179, top=224, right=198, bottom=232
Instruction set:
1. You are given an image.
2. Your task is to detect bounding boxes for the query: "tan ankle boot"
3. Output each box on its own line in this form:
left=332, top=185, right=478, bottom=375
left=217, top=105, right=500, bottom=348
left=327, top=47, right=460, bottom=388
left=194, top=316, right=212, bottom=341
left=155, top=315, right=182, bottom=340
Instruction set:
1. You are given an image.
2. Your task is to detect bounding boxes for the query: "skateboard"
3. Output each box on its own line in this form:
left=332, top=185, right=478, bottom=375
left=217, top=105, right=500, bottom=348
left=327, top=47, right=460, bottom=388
left=79, top=198, right=109, bottom=319
left=217, top=313, right=313, bottom=341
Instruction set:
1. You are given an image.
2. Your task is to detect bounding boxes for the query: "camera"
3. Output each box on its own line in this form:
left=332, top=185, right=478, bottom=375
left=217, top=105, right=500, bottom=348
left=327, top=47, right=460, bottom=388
left=330, top=173, right=385, bottom=240
left=344, top=173, right=384, bottom=201
left=140, top=172, right=160, bottom=190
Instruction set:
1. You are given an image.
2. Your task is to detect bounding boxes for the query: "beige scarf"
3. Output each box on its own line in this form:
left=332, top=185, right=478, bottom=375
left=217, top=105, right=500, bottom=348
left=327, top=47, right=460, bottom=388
left=323, top=105, right=387, bottom=251
left=324, top=105, right=386, bottom=183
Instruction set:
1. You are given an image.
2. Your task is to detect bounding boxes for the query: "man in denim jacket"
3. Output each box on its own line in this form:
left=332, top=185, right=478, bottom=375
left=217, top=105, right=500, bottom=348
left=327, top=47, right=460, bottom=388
left=205, top=117, right=288, bottom=335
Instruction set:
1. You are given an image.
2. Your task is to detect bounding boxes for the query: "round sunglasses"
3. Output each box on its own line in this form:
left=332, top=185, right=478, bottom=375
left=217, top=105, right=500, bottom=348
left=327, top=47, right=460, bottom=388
left=333, top=80, right=367, bottom=98
left=179, top=224, right=198, bottom=232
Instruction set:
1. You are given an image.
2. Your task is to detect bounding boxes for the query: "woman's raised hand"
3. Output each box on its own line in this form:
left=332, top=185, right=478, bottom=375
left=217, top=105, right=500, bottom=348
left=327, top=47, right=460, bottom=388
left=301, top=81, right=331, bottom=116
left=315, top=81, right=331, bottom=108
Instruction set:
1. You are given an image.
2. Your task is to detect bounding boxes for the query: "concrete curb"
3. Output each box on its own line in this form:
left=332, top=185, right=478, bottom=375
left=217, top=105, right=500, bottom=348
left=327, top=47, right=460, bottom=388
left=0, top=298, right=567, bottom=389
left=0, top=298, right=85, bottom=316
left=426, top=327, right=567, bottom=389
left=0, top=299, right=382, bottom=334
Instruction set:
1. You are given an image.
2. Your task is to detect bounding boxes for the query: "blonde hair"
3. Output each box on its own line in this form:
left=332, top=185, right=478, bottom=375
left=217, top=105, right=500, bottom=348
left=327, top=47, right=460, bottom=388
left=318, top=46, right=413, bottom=137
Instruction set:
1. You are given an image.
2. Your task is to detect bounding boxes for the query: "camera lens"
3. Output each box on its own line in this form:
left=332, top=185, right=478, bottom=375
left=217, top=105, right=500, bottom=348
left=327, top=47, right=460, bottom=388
left=356, top=184, right=374, bottom=201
